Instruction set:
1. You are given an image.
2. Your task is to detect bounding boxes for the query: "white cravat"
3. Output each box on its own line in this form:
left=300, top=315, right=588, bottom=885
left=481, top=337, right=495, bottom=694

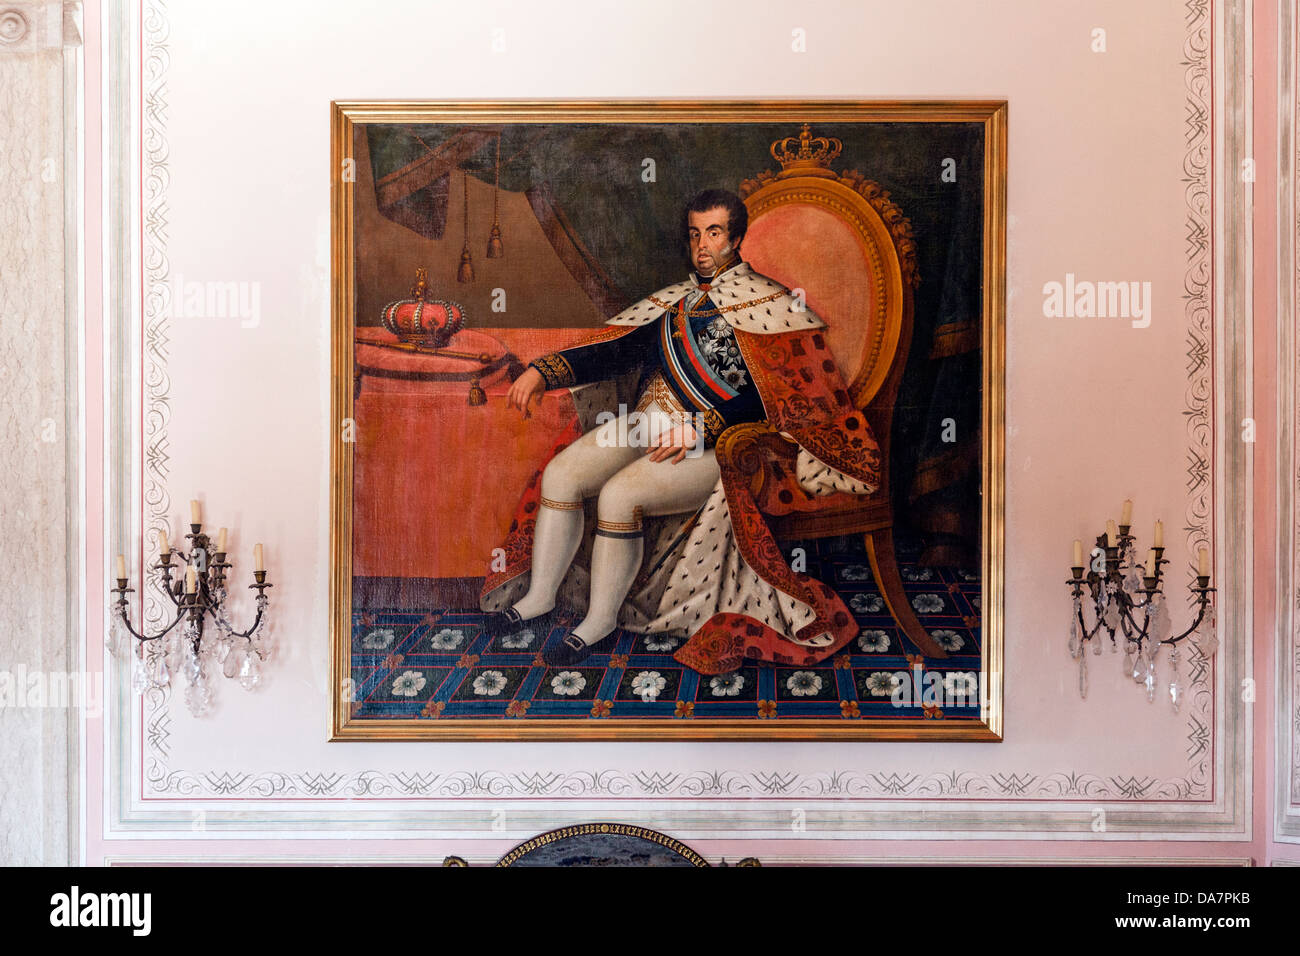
left=684, top=258, right=743, bottom=311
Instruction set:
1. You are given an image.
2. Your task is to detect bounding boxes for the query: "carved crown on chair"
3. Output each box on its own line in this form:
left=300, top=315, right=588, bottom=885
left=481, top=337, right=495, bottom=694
left=770, top=123, right=842, bottom=179
left=740, top=126, right=919, bottom=290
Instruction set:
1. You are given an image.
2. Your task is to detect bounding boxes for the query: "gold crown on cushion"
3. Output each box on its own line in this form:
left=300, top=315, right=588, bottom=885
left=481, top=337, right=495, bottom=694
left=380, top=268, right=466, bottom=348
left=770, top=123, right=842, bottom=179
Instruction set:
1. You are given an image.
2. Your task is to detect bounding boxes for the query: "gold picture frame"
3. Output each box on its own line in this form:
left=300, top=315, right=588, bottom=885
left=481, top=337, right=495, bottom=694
left=330, top=100, right=1006, bottom=741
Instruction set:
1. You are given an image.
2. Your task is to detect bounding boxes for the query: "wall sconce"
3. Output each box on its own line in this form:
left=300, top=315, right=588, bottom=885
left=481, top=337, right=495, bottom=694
left=1065, top=500, right=1215, bottom=709
left=108, top=499, right=273, bottom=716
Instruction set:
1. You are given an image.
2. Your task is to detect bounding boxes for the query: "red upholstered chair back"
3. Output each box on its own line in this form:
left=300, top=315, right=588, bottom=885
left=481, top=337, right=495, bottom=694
left=742, top=204, right=876, bottom=390
left=739, top=171, right=916, bottom=411
left=727, top=162, right=919, bottom=540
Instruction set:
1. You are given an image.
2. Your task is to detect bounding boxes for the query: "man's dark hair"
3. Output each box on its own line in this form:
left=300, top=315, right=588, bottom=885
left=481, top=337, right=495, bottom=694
left=682, top=188, right=748, bottom=249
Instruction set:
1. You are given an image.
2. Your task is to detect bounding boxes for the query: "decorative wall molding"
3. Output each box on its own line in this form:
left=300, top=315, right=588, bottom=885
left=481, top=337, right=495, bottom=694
left=103, top=0, right=1252, bottom=844
left=1182, top=0, right=1217, bottom=802
left=0, top=0, right=80, bottom=53
left=1277, top=0, right=1300, bottom=845
left=0, top=0, right=82, bottom=867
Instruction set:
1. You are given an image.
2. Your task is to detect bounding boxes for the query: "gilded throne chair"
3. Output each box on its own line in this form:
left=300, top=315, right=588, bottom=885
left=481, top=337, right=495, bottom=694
left=718, top=125, right=950, bottom=660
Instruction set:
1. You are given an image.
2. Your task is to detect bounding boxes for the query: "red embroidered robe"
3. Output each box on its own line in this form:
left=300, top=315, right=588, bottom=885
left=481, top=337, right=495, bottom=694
left=480, top=263, right=882, bottom=674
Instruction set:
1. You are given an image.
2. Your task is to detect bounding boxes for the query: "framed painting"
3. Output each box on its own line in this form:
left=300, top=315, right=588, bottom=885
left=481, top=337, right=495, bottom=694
left=330, top=100, right=1005, bottom=740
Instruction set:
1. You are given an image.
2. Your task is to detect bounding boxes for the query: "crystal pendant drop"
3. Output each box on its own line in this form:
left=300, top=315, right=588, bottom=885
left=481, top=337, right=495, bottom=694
left=184, top=669, right=211, bottom=716
left=1144, top=644, right=1158, bottom=701
left=1168, top=647, right=1183, bottom=711
left=131, top=642, right=148, bottom=693
left=1078, top=652, right=1088, bottom=699
left=183, top=639, right=201, bottom=684
left=148, top=644, right=170, bottom=689
left=106, top=608, right=125, bottom=656
left=238, top=649, right=261, bottom=690
left=1132, top=652, right=1147, bottom=683
left=165, top=632, right=184, bottom=678
left=1122, top=642, right=1135, bottom=677
left=1149, top=596, right=1170, bottom=644
left=251, top=595, right=272, bottom=661
left=1195, top=614, right=1219, bottom=658
left=222, top=641, right=242, bottom=679
left=251, top=628, right=272, bottom=663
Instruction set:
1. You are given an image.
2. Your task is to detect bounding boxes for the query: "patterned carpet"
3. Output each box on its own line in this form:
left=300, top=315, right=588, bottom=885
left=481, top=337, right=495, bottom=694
left=349, top=535, right=983, bottom=721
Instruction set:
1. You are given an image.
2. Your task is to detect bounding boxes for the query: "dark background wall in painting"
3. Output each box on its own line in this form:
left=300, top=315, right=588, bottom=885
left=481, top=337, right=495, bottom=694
left=356, top=121, right=984, bottom=567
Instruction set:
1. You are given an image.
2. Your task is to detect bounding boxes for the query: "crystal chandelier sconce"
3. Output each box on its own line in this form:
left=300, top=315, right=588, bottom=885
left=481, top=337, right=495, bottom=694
left=1065, top=499, right=1216, bottom=709
left=108, top=499, right=273, bottom=716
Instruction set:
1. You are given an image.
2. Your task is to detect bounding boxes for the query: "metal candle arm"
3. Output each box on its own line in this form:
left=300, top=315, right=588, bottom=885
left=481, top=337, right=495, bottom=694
left=111, top=525, right=272, bottom=645
left=1065, top=526, right=1214, bottom=650
left=209, top=562, right=270, bottom=641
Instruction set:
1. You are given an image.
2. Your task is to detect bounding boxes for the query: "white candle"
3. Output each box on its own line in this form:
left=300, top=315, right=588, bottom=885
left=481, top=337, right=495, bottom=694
left=1121, top=499, right=1133, bottom=526
left=254, top=543, right=264, bottom=572
left=1072, top=539, right=1083, bottom=568
left=216, top=527, right=228, bottom=554
left=1106, top=519, right=1118, bottom=548
left=190, top=499, right=201, bottom=525
left=1154, top=519, right=1163, bottom=548
left=185, top=566, right=197, bottom=593
left=1145, top=549, right=1156, bottom=577
left=1198, top=547, right=1209, bottom=577
left=158, top=530, right=169, bottom=557
left=115, top=554, right=126, bottom=580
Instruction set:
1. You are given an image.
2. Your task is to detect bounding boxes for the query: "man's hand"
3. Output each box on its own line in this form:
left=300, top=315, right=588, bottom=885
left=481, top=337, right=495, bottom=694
left=647, top=422, right=699, bottom=464
left=507, top=367, right=546, bottom=419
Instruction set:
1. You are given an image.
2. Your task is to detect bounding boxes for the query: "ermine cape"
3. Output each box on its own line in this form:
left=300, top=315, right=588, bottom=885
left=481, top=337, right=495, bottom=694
left=480, top=262, right=883, bottom=674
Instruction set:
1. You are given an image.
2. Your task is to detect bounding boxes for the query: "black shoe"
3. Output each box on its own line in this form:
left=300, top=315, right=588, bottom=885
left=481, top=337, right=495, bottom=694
left=482, top=606, right=563, bottom=640
left=542, top=629, right=619, bottom=667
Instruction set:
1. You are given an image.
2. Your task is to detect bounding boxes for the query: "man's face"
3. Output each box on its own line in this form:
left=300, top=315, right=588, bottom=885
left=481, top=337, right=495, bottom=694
left=687, top=207, right=736, bottom=276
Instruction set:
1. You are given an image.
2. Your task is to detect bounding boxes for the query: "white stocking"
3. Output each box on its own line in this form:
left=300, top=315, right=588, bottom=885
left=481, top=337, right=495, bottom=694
left=511, top=503, right=584, bottom=620
left=571, top=531, right=644, bottom=644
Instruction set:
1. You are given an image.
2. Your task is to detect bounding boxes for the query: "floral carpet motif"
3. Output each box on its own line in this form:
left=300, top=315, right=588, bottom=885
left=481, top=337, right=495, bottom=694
left=350, top=535, right=983, bottom=721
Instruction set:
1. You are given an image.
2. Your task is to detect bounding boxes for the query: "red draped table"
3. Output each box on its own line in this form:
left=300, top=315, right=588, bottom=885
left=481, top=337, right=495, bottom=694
left=351, top=326, right=596, bottom=606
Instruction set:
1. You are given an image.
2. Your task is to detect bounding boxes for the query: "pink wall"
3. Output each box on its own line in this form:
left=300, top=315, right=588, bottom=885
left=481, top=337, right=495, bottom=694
left=79, top=0, right=1295, bottom=864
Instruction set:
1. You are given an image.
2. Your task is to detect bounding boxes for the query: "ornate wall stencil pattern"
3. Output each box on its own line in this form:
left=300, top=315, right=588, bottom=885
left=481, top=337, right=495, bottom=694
left=141, top=0, right=171, bottom=636
left=117, top=0, right=1242, bottom=837
left=1180, top=0, right=1215, bottom=797
left=138, top=765, right=1220, bottom=801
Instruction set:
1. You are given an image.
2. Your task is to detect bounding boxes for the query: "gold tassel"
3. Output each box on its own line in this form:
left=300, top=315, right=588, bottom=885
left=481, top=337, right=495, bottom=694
left=467, top=376, right=486, bottom=406
left=457, top=244, right=474, bottom=283
left=457, top=170, right=474, bottom=283
left=486, top=132, right=504, bottom=258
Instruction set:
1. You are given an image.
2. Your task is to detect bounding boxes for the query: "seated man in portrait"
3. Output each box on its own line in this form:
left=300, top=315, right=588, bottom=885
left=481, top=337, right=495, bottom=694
left=480, top=188, right=882, bottom=673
